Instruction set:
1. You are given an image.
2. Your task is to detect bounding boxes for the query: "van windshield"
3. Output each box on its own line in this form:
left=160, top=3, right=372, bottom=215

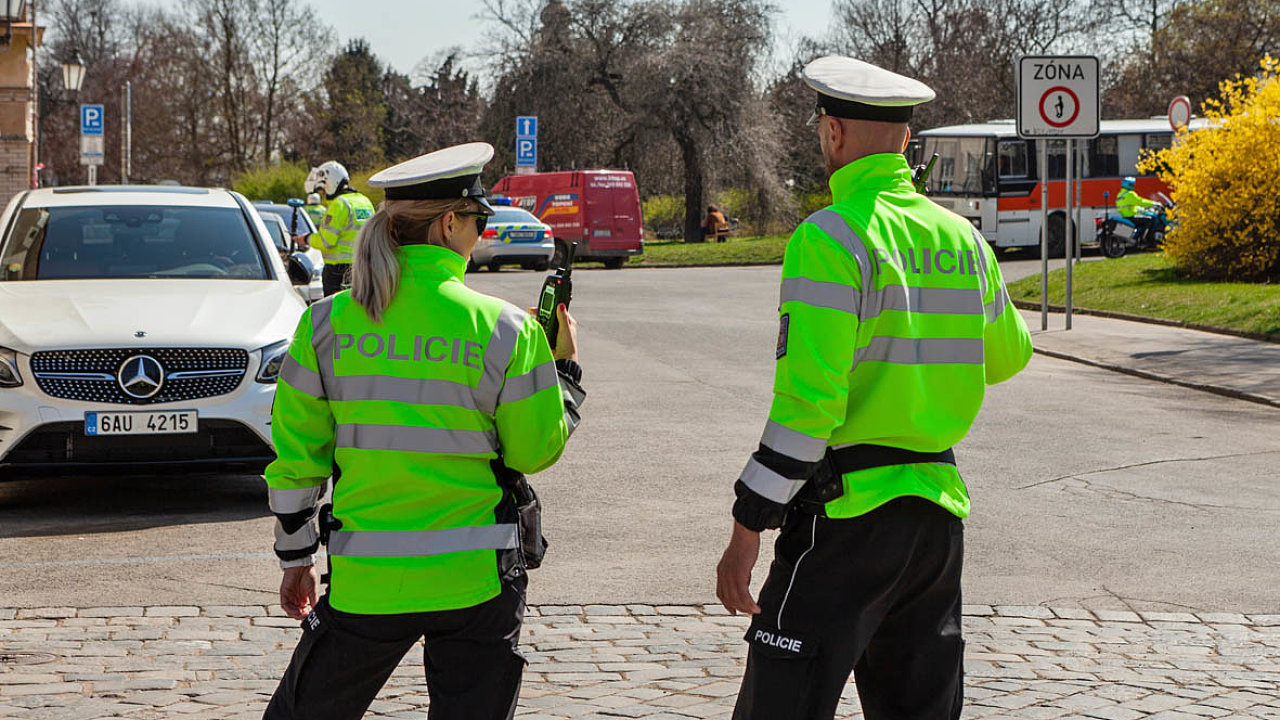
left=0, top=205, right=270, bottom=281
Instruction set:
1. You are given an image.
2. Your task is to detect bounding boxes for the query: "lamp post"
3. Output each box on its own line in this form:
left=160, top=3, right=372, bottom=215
left=60, top=49, right=84, bottom=93
left=0, top=0, right=26, bottom=48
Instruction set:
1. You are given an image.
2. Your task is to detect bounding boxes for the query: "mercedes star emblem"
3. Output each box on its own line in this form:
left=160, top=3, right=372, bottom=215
left=117, top=355, right=165, bottom=399
left=135, top=331, right=147, bottom=338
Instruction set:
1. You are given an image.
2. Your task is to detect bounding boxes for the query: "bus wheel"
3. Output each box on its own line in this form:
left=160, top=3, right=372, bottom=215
left=603, top=257, right=625, bottom=269
left=1045, top=214, right=1067, bottom=257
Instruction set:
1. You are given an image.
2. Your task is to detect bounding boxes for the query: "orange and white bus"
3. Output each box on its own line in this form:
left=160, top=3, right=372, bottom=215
left=911, top=118, right=1205, bottom=254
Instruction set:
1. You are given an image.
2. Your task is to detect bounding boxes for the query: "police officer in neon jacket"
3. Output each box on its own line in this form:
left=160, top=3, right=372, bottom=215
left=263, top=143, right=585, bottom=720
left=717, top=57, right=1033, bottom=720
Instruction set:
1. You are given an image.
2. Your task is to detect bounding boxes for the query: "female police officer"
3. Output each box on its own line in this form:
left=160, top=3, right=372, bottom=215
left=262, top=142, right=585, bottom=720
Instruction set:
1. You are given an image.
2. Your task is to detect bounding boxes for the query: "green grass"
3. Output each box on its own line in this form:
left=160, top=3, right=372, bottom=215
left=619, top=235, right=789, bottom=267
left=1007, top=253, right=1280, bottom=338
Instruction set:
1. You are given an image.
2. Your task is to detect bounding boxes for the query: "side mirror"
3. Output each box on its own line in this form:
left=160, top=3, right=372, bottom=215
left=286, top=251, right=315, bottom=286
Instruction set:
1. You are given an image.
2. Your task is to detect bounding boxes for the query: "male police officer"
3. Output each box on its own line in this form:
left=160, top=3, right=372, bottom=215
left=307, top=160, right=375, bottom=296
left=717, top=56, right=1033, bottom=720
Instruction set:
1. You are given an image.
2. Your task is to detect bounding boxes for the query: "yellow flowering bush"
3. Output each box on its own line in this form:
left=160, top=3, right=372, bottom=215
left=1138, top=57, right=1280, bottom=282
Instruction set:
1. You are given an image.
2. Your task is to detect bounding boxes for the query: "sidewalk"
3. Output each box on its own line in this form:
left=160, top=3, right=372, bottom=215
left=2, top=604, right=1278, bottom=719
left=1018, top=308, right=1280, bottom=408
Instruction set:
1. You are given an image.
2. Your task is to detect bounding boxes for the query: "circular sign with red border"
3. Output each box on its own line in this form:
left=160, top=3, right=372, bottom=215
left=1168, top=95, right=1192, bottom=132
left=1039, top=86, right=1080, bottom=128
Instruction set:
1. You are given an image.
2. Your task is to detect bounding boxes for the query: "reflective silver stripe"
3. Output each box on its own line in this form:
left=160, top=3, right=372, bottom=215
left=268, top=486, right=323, bottom=515
left=804, top=210, right=873, bottom=299
left=853, top=337, right=984, bottom=365
left=317, top=223, right=339, bottom=234
left=561, top=378, right=585, bottom=437
left=739, top=457, right=807, bottom=505
left=330, top=375, right=478, bottom=410
left=862, top=285, right=984, bottom=321
left=310, top=298, right=336, bottom=393
left=970, top=227, right=990, bottom=300
left=274, top=520, right=318, bottom=552
left=279, top=356, right=326, bottom=399
left=780, top=277, right=859, bottom=315
left=476, top=305, right=526, bottom=415
left=336, top=423, right=497, bottom=455
left=328, top=524, right=518, bottom=557
left=760, top=420, right=827, bottom=462
left=498, top=361, right=559, bottom=405
left=985, top=284, right=1012, bottom=323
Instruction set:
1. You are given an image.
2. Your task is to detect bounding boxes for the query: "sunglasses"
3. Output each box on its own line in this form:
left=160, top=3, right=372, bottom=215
left=806, top=102, right=827, bottom=127
left=454, top=212, right=488, bottom=234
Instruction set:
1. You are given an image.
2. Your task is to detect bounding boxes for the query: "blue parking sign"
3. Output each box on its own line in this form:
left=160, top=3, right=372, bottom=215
left=81, top=104, right=104, bottom=136
left=516, top=137, right=537, bottom=167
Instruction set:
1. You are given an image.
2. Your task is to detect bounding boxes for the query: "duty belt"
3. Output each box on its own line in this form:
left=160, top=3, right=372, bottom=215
left=793, top=444, right=956, bottom=515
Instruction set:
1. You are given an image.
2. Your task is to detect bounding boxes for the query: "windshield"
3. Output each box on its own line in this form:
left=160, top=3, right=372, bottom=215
left=491, top=207, right=540, bottom=225
left=0, top=205, right=270, bottom=281
left=920, top=136, right=996, bottom=195
left=258, top=215, right=289, bottom=252
left=258, top=204, right=315, bottom=235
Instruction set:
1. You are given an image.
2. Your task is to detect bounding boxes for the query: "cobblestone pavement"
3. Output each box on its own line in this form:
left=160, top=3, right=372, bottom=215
left=2, top=604, right=1278, bottom=719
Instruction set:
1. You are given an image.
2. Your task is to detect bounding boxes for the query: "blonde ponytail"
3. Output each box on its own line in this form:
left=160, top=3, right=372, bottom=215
left=350, top=197, right=483, bottom=323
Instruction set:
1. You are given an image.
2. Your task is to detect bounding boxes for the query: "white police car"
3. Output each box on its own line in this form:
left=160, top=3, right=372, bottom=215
left=468, top=199, right=555, bottom=272
left=0, top=185, right=310, bottom=472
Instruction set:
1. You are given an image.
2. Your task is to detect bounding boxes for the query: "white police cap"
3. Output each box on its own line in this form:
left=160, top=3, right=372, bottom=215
left=368, top=142, right=497, bottom=214
left=802, top=56, right=935, bottom=124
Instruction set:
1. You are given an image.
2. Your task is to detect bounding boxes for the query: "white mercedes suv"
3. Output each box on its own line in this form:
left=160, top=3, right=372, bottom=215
left=0, top=185, right=311, bottom=472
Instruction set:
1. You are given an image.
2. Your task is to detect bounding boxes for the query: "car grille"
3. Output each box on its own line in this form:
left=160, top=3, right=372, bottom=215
left=31, top=348, right=249, bottom=405
left=2, top=420, right=273, bottom=467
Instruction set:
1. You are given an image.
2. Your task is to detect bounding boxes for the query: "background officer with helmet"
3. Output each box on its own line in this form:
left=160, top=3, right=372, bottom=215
left=263, top=142, right=585, bottom=720
left=1116, top=175, right=1166, bottom=240
left=716, top=56, right=1033, bottom=720
left=306, top=160, right=376, bottom=296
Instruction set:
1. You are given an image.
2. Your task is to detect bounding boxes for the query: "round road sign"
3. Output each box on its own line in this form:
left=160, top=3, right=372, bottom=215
left=1168, top=95, right=1192, bottom=132
left=1038, top=86, right=1080, bottom=128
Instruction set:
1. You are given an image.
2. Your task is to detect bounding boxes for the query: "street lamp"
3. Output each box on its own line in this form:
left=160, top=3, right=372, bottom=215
left=61, top=50, right=84, bottom=93
left=0, top=0, right=26, bottom=48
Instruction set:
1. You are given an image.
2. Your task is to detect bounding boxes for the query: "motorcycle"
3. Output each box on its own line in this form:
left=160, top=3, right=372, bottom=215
left=1095, top=191, right=1172, bottom=259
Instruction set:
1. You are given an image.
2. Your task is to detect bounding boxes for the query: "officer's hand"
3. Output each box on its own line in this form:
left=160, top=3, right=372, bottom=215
left=716, top=521, right=762, bottom=616
left=553, top=305, right=578, bottom=362
left=525, top=304, right=579, bottom=362
left=280, top=565, right=319, bottom=620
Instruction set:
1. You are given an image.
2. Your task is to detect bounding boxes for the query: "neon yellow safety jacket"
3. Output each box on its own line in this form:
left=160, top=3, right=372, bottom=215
left=733, top=153, right=1032, bottom=530
left=310, top=191, right=375, bottom=264
left=304, top=203, right=326, bottom=228
left=1116, top=188, right=1159, bottom=219
left=265, top=244, right=585, bottom=614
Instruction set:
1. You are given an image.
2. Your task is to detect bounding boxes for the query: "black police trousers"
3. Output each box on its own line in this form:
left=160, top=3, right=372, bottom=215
left=263, top=576, right=527, bottom=720
left=321, top=263, right=350, bottom=297
left=733, top=496, right=964, bottom=720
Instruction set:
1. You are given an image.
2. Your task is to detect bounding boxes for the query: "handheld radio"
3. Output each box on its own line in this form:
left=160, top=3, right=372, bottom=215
left=912, top=153, right=939, bottom=194
left=536, top=240, right=576, bottom=347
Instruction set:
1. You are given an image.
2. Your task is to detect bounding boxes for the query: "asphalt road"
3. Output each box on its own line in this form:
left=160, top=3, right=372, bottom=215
left=2, top=263, right=1276, bottom=614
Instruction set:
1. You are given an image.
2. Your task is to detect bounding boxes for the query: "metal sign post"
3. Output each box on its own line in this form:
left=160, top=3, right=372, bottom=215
left=1016, top=56, right=1101, bottom=331
left=515, top=115, right=538, bottom=175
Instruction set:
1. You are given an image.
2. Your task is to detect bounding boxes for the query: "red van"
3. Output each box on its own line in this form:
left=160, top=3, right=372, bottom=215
left=491, top=170, right=644, bottom=268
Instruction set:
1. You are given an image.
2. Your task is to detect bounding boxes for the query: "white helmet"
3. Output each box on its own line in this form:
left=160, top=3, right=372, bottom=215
left=314, top=160, right=350, bottom=197
left=304, top=166, right=324, bottom=195
left=306, top=192, right=321, bottom=205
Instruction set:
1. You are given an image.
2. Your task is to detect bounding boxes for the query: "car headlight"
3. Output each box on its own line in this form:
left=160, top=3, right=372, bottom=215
left=256, top=340, right=290, bottom=384
left=0, top=347, right=21, bottom=388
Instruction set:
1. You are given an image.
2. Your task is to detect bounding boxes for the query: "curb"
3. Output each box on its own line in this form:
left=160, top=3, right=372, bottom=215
left=1031, top=346, right=1280, bottom=410
left=1012, top=299, right=1280, bottom=345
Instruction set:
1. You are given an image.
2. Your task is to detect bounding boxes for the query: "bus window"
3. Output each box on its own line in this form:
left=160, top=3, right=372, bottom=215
left=997, top=140, right=1029, bottom=178
left=1117, top=134, right=1143, bottom=177
left=1042, top=139, right=1068, bottom=179
left=1086, top=136, right=1119, bottom=177
left=922, top=136, right=994, bottom=195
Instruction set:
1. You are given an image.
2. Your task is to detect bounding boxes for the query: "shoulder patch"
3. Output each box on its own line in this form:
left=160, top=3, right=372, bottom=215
left=776, top=313, right=790, bottom=360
